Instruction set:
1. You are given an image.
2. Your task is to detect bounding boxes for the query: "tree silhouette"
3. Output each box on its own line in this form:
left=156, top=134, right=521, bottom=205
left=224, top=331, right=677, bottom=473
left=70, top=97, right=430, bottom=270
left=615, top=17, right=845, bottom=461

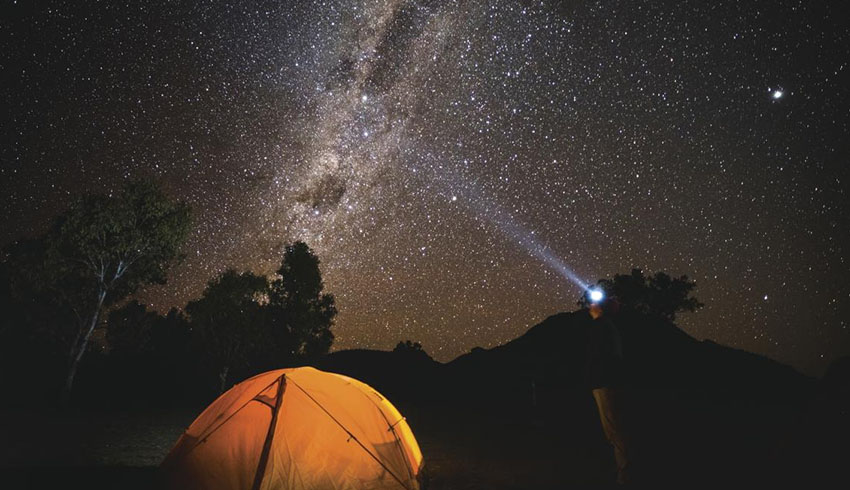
left=106, top=300, right=159, bottom=356
left=105, top=300, right=190, bottom=362
left=394, top=340, right=424, bottom=353
left=147, top=308, right=191, bottom=366
left=582, top=268, right=704, bottom=321
left=394, top=340, right=433, bottom=361
left=266, top=241, right=337, bottom=364
left=0, top=240, right=77, bottom=400
left=1, top=238, right=77, bottom=352
left=186, top=269, right=268, bottom=394
left=3, top=180, right=191, bottom=403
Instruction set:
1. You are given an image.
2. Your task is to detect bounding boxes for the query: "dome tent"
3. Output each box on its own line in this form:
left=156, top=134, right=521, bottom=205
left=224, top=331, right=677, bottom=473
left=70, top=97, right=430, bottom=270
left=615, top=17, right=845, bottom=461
left=162, top=367, right=423, bottom=490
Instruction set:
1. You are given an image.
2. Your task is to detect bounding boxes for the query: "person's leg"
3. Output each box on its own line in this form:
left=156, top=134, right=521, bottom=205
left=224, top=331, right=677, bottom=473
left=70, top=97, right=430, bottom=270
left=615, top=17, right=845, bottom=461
left=592, top=387, right=631, bottom=484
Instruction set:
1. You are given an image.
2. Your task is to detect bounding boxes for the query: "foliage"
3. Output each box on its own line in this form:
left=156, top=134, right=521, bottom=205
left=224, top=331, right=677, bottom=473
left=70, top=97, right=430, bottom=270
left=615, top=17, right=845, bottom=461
left=394, top=340, right=433, bottom=361
left=186, top=269, right=268, bottom=393
left=53, top=180, right=192, bottom=299
left=105, top=301, right=190, bottom=362
left=0, top=249, right=75, bottom=401
left=147, top=307, right=192, bottom=364
left=266, top=241, right=337, bottom=364
left=395, top=340, right=424, bottom=353
left=106, top=300, right=159, bottom=356
left=57, top=180, right=191, bottom=399
left=3, top=205, right=338, bottom=404
left=1, top=179, right=192, bottom=402
left=0, top=239, right=78, bottom=350
left=581, top=268, right=704, bottom=321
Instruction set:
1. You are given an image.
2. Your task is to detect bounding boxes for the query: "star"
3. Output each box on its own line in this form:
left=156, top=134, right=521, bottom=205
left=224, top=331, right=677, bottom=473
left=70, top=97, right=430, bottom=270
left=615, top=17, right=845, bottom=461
left=1, top=0, right=845, bottom=375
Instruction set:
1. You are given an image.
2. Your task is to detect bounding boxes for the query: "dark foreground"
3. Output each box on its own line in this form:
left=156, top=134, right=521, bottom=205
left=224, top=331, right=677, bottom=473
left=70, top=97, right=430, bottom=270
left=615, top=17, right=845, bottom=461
left=2, top=312, right=847, bottom=488
left=0, top=404, right=617, bottom=490
left=2, top=392, right=846, bottom=490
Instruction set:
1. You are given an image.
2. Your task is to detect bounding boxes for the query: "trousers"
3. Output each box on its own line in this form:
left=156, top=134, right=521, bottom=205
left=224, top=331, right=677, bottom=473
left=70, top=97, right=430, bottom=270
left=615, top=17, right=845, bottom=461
left=592, top=387, right=632, bottom=485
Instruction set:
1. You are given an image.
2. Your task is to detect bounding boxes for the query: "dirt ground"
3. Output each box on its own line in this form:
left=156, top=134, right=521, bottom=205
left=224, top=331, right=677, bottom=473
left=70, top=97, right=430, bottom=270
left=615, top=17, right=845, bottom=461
left=0, top=404, right=618, bottom=490
left=0, top=409, right=190, bottom=490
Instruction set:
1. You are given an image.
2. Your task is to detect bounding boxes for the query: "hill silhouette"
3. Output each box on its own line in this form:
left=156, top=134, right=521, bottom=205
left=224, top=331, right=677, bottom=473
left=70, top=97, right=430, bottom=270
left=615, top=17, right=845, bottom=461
left=319, top=309, right=813, bottom=403
left=2, top=309, right=844, bottom=488
left=315, top=309, right=842, bottom=486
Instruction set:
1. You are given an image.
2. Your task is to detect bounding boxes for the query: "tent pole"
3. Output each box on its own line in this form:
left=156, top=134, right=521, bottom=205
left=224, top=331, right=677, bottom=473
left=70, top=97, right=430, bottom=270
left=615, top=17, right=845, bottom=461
left=251, top=374, right=287, bottom=490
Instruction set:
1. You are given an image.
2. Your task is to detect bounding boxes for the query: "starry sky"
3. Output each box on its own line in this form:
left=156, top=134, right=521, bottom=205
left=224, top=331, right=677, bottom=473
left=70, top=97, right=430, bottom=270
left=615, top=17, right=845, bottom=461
left=1, top=0, right=848, bottom=375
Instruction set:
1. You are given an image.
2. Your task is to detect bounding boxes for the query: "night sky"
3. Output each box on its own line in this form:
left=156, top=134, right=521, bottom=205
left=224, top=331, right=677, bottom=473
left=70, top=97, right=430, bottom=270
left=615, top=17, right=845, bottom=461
left=2, top=1, right=848, bottom=374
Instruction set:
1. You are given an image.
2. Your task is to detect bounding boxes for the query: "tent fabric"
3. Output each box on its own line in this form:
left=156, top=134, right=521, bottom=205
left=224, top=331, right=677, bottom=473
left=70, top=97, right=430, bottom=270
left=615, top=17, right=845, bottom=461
left=162, top=367, right=423, bottom=490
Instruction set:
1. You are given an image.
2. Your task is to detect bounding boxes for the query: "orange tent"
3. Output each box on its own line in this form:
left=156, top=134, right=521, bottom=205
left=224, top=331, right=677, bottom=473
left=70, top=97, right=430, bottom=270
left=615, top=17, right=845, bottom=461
left=162, top=367, right=424, bottom=490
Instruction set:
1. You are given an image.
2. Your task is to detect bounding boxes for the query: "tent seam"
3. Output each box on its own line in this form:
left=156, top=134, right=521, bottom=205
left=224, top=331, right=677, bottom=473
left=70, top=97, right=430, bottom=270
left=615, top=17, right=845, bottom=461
left=287, top=377, right=414, bottom=490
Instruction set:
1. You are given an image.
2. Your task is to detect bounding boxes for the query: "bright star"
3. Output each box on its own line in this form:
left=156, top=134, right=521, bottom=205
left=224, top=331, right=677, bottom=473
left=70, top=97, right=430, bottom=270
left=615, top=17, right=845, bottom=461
left=772, top=89, right=783, bottom=99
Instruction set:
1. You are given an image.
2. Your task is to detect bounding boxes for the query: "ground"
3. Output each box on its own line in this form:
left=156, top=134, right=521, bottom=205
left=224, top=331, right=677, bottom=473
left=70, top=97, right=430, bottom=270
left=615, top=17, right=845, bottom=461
left=0, top=403, right=617, bottom=490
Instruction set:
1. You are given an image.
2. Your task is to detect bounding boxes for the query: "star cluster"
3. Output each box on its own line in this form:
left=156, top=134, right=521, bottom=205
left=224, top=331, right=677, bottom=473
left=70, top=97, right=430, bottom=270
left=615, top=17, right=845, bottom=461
left=1, top=0, right=848, bottom=374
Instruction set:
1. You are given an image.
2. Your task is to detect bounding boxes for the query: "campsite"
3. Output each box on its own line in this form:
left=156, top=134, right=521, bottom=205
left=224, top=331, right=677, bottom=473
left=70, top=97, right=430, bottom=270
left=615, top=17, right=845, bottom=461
left=2, top=310, right=848, bottom=488
left=2, top=1, right=849, bottom=488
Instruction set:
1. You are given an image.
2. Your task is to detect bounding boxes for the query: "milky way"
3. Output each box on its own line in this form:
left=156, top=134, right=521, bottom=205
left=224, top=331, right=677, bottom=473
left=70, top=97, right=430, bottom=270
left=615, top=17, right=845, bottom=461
left=2, top=1, right=848, bottom=374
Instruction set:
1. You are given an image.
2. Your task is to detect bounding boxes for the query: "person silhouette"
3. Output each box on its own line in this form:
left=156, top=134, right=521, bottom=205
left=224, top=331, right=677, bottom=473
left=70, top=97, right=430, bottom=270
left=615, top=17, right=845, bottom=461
left=586, top=295, right=633, bottom=485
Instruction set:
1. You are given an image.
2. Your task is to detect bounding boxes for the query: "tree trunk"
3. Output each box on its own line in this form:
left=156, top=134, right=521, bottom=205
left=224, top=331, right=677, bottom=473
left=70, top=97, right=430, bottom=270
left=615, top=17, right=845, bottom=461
left=219, top=365, right=230, bottom=394
left=61, top=288, right=106, bottom=406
